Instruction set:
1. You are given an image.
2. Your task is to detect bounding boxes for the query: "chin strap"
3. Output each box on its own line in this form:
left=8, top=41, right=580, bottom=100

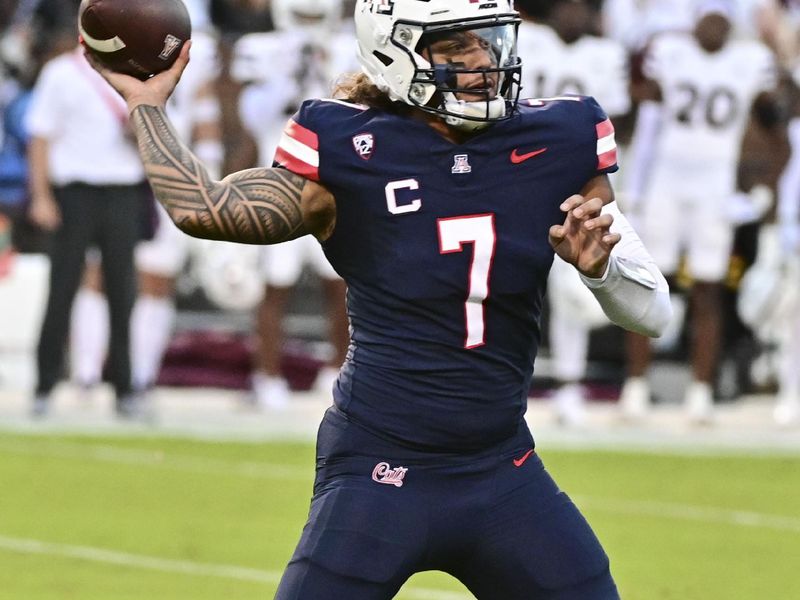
left=442, top=96, right=506, bottom=131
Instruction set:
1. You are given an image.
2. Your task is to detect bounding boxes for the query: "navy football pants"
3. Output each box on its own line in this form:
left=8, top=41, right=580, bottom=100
left=275, top=407, right=620, bottom=600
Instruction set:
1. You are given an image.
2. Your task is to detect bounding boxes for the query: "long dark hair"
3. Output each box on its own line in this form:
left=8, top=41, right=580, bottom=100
left=332, top=72, right=409, bottom=115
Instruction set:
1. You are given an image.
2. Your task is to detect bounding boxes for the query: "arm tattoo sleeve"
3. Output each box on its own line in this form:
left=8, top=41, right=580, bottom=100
left=132, top=104, right=308, bottom=244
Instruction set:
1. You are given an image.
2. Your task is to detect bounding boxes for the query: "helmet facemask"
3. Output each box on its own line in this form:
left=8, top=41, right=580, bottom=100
left=355, top=0, right=522, bottom=132
left=411, top=22, right=522, bottom=131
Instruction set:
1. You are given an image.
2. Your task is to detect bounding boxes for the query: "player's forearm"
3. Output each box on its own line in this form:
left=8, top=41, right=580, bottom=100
left=581, top=255, right=672, bottom=337
left=580, top=203, right=672, bottom=337
left=131, top=104, right=307, bottom=244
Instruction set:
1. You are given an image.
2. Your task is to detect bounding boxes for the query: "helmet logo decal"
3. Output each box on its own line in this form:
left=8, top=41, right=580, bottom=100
left=451, top=154, right=472, bottom=174
left=352, top=133, right=375, bottom=160
left=369, top=0, right=394, bottom=14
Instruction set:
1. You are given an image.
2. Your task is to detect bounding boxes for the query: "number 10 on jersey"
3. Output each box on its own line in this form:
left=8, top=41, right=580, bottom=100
left=437, top=214, right=496, bottom=349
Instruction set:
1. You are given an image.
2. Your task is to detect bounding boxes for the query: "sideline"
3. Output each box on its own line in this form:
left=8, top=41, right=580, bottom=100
left=1, top=385, right=798, bottom=454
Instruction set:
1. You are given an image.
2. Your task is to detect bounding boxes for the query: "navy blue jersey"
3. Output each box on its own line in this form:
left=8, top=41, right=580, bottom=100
left=275, top=96, right=618, bottom=452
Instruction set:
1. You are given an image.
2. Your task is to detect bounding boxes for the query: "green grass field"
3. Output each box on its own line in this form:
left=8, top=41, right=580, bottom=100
left=0, top=431, right=798, bottom=599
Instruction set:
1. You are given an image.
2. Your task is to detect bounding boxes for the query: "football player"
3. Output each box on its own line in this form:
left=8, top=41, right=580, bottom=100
left=232, top=0, right=353, bottom=408
left=773, top=134, right=800, bottom=426
left=619, top=1, right=779, bottom=424
left=89, top=0, right=672, bottom=597
left=517, top=0, right=632, bottom=427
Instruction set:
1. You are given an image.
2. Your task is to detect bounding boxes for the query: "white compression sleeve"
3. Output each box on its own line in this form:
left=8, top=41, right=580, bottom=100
left=578, top=202, right=672, bottom=337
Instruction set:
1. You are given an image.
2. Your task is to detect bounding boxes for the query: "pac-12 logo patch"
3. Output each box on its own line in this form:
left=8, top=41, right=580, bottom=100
left=352, top=133, right=374, bottom=160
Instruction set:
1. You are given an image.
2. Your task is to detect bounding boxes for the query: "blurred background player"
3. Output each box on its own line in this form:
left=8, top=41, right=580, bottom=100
left=518, top=0, right=629, bottom=114
left=726, top=1, right=793, bottom=409
left=738, top=66, right=800, bottom=427
left=772, top=85, right=800, bottom=427
left=517, top=0, right=632, bottom=426
left=68, top=0, right=224, bottom=403
left=232, top=0, right=353, bottom=408
left=620, top=0, right=779, bottom=424
left=25, top=24, right=147, bottom=417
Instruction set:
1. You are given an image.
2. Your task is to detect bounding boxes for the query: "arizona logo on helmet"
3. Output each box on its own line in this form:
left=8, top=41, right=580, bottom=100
left=352, top=133, right=374, bottom=160
left=369, top=0, right=394, bottom=14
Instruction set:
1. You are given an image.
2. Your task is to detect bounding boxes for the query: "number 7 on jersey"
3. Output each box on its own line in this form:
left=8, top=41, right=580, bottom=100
left=437, top=214, right=496, bottom=349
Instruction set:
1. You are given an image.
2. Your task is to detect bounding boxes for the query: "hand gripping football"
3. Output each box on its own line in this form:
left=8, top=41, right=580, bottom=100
left=78, top=0, right=192, bottom=80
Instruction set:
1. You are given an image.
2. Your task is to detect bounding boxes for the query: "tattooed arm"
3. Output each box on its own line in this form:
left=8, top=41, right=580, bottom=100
left=132, top=104, right=335, bottom=243
left=87, top=43, right=335, bottom=244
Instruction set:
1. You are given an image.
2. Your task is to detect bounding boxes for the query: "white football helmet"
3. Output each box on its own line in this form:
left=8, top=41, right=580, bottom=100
left=354, top=0, right=522, bottom=131
left=272, top=0, right=343, bottom=33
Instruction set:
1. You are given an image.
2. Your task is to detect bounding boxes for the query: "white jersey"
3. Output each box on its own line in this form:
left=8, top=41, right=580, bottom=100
left=517, top=23, right=630, bottom=118
left=233, top=28, right=358, bottom=164
left=644, top=31, right=776, bottom=166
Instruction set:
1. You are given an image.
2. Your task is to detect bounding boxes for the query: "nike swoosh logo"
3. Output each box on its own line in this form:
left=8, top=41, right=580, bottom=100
left=513, top=449, right=535, bottom=467
left=510, top=147, right=547, bottom=164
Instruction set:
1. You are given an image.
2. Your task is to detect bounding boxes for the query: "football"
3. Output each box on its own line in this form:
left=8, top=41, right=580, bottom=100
left=78, top=0, right=191, bottom=80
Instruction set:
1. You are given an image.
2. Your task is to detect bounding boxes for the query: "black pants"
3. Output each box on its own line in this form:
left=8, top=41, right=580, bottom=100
left=36, top=182, right=144, bottom=400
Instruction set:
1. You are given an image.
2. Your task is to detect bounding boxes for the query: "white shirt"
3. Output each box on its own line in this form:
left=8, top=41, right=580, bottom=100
left=517, top=22, right=631, bottom=118
left=644, top=31, right=776, bottom=166
left=25, top=49, right=145, bottom=186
